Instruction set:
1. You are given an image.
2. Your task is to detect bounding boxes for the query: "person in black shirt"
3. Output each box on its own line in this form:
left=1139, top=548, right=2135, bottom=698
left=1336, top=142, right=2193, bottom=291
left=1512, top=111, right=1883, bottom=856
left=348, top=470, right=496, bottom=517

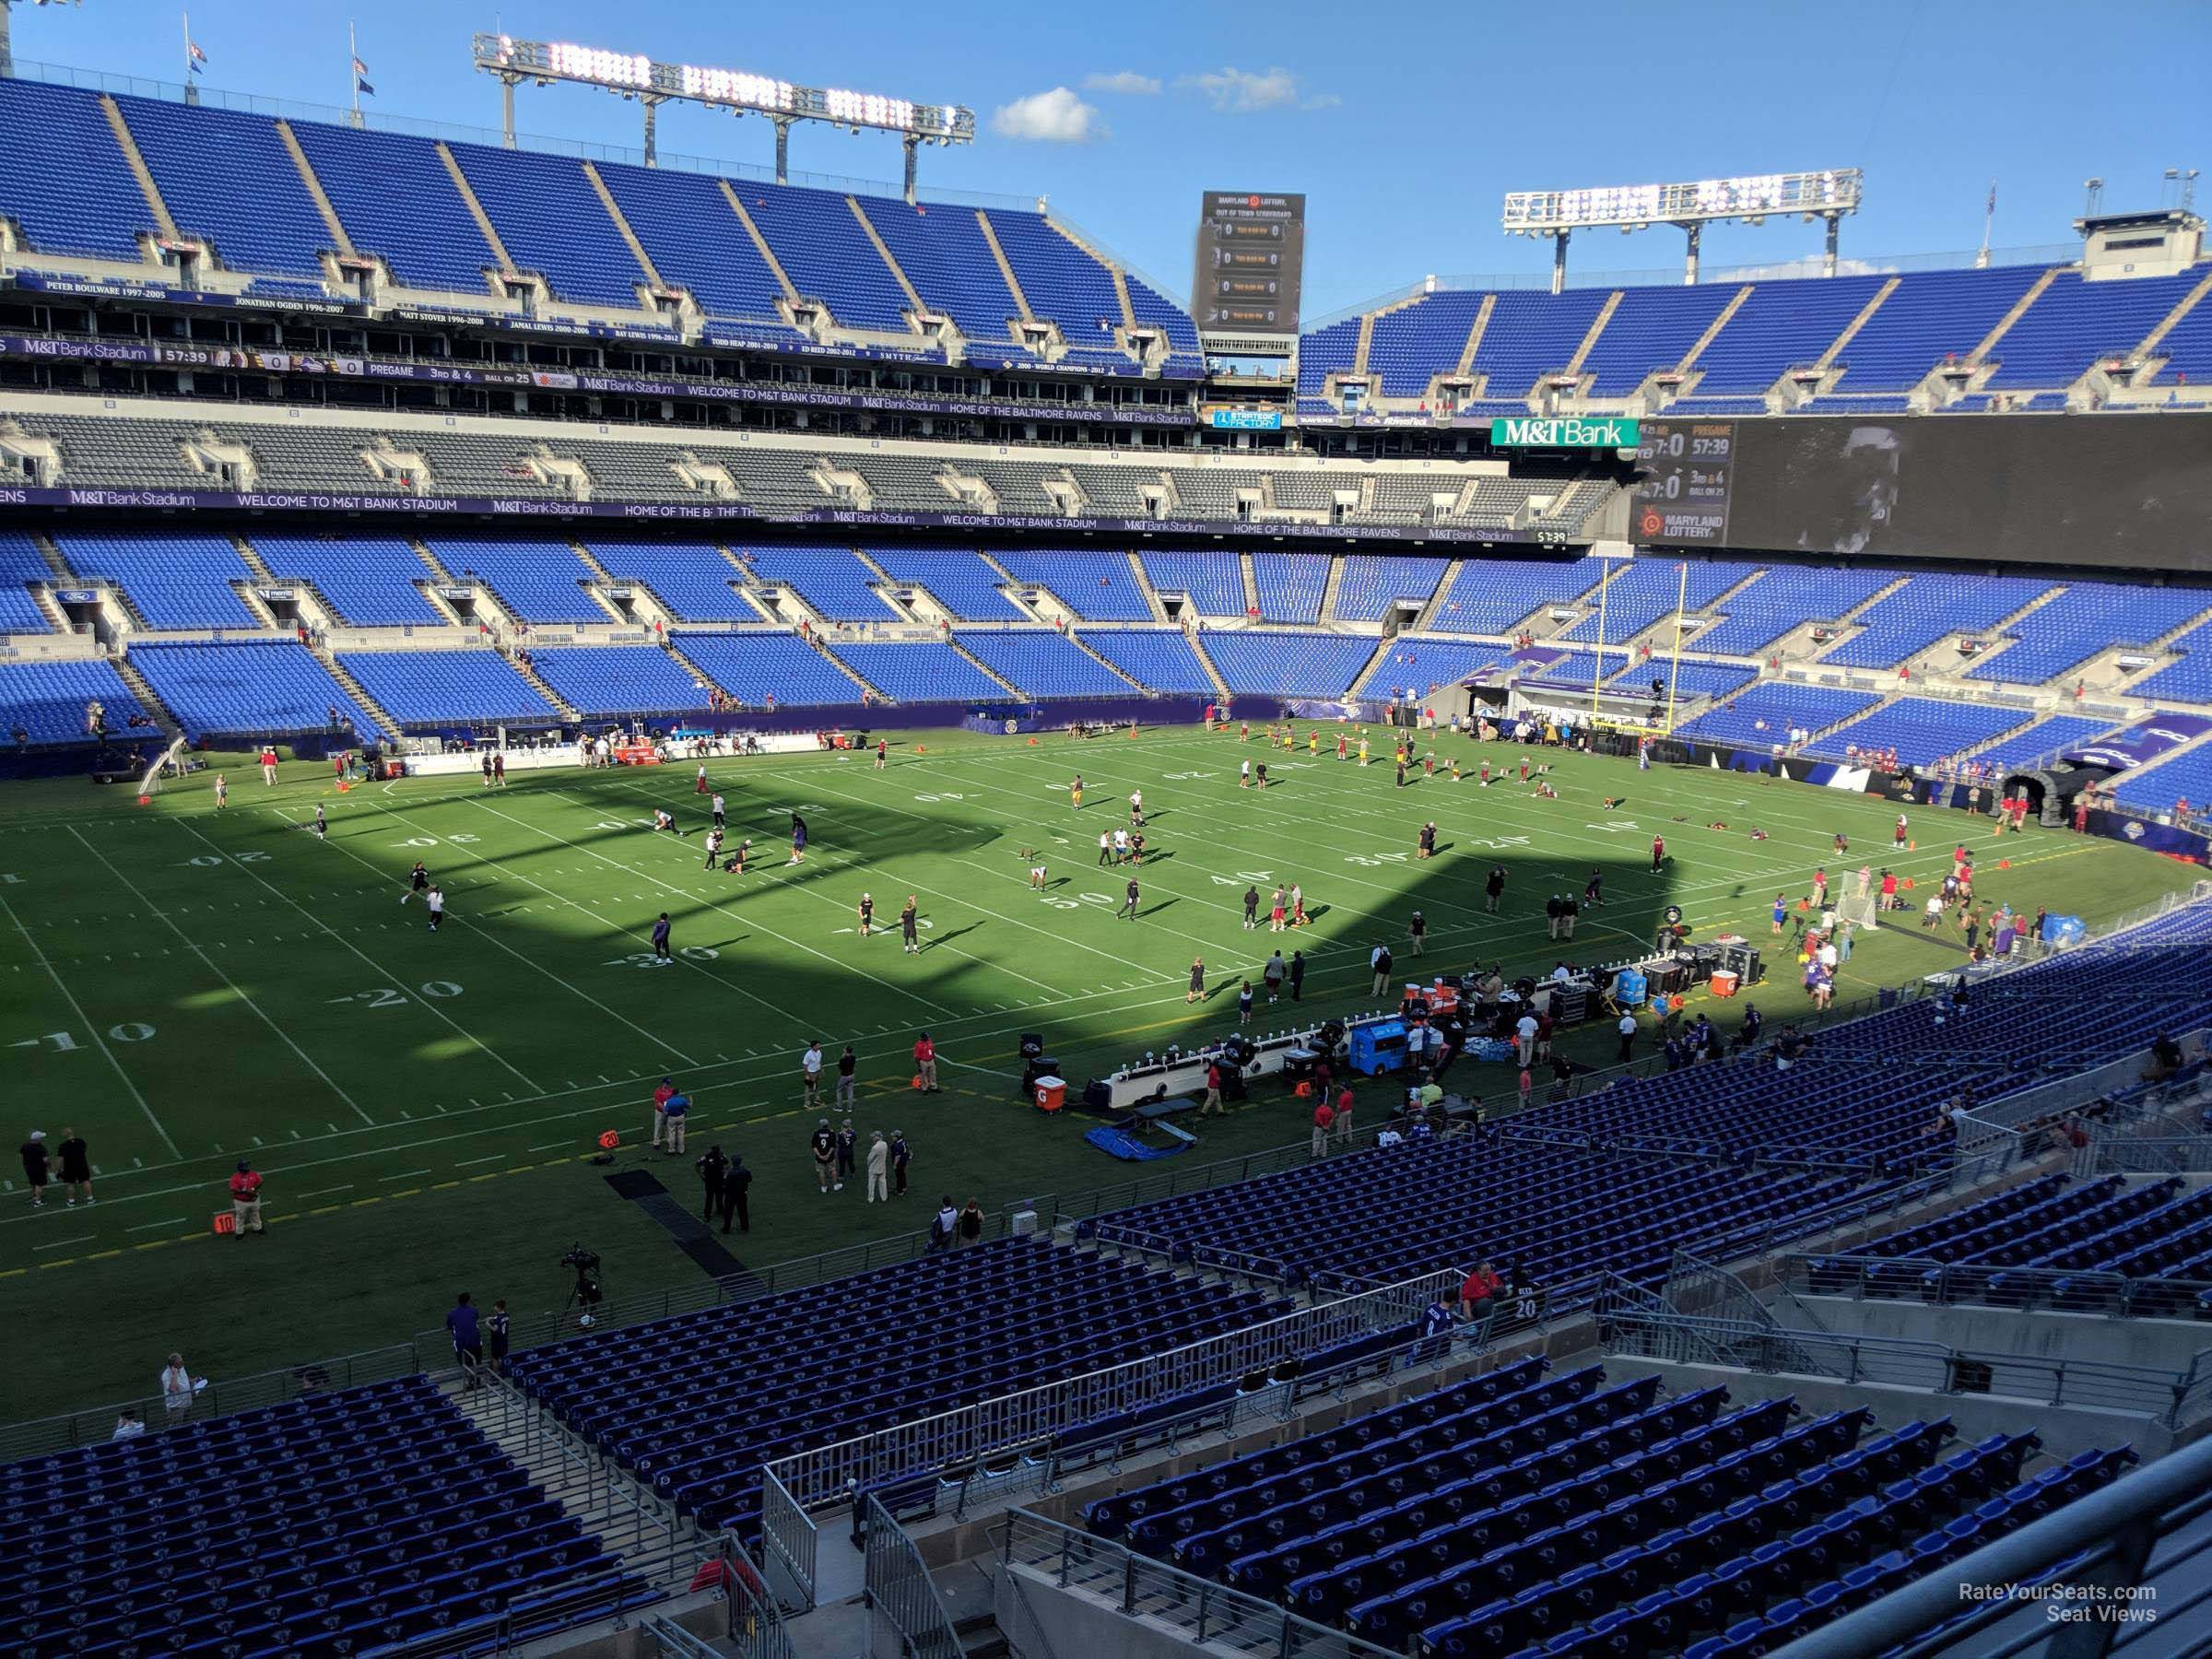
left=1584, top=867, right=1605, bottom=907
left=1242, top=886, right=1260, bottom=930
left=55, top=1127, right=92, bottom=1206
left=718, top=1155, right=753, bottom=1234
left=487, top=1300, right=512, bottom=1372
left=1485, top=865, right=1507, bottom=913
left=836, top=1044, right=858, bottom=1110
left=900, top=897, right=921, bottom=954
left=834, top=1120, right=857, bottom=1185
left=1119, top=877, right=1140, bottom=920
left=889, top=1131, right=912, bottom=1197
left=857, top=893, right=875, bottom=938
left=810, top=1120, right=836, bottom=1193
left=18, top=1131, right=50, bottom=1209
left=1289, top=949, right=1306, bottom=1002
left=696, top=1144, right=730, bottom=1219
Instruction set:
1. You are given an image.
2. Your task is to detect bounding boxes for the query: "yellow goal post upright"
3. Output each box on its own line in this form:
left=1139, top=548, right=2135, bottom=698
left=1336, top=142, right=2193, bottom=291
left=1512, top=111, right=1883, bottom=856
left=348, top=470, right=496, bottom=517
left=1582, top=555, right=1691, bottom=739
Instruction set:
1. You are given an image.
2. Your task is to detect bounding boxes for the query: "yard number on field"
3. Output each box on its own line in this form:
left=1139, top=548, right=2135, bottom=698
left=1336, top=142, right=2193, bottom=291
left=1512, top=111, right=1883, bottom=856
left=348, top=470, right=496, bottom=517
left=11, top=1024, right=157, bottom=1052
left=325, top=982, right=466, bottom=1006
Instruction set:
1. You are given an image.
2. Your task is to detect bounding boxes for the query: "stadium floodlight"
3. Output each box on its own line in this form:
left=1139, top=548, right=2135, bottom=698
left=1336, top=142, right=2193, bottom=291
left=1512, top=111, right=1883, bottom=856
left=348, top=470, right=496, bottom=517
left=1501, top=169, right=1864, bottom=290
left=471, top=33, right=973, bottom=201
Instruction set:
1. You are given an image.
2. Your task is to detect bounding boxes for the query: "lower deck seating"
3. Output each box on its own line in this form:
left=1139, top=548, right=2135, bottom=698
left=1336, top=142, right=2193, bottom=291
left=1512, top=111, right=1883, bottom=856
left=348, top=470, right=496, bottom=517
left=335, top=649, right=559, bottom=726
left=1, top=1375, right=661, bottom=1658
left=506, top=1239, right=1287, bottom=1540
left=127, top=641, right=380, bottom=742
left=1198, top=630, right=1379, bottom=699
left=527, top=646, right=712, bottom=716
left=959, top=631, right=1134, bottom=697
left=1079, top=629, right=1218, bottom=694
left=828, top=641, right=1006, bottom=703
left=0, top=658, right=147, bottom=746
left=673, top=633, right=863, bottom=708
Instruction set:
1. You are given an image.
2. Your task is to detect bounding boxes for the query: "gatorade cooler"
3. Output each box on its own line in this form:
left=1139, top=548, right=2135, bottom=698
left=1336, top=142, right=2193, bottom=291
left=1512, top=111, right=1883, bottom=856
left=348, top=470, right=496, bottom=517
left=1032, top=1076, right=1066, bottom=1113
left=1614, top=968, right=1648, bottom=1006
left=1711, top=970, right=1740, bottom=998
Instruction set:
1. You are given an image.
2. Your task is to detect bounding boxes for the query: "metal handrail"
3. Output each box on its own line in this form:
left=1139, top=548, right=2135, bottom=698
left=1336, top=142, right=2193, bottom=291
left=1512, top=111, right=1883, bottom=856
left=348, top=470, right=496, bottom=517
left=863, top=1494, right=963, bottom=1659
left=1767, top=1434, right=2212, bottom=1658
left=1782, top=1253, right=2212, bottom=1323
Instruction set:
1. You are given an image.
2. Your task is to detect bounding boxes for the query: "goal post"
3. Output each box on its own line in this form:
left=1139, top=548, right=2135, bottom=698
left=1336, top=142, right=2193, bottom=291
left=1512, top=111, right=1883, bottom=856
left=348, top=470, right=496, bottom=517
left=1581, top=559, right=1691, bottom=739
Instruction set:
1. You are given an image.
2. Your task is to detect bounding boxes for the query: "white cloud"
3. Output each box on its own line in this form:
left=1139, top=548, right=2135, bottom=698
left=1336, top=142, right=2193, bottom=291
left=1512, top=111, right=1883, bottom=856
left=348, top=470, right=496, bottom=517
left=1179, top=65, right=1300, bottom=113
left=1301, top=92, right=1343, bottom=111
left=1084, top=70, right=1162, bottom=96
left=991, top=88, right=1107, bottom=144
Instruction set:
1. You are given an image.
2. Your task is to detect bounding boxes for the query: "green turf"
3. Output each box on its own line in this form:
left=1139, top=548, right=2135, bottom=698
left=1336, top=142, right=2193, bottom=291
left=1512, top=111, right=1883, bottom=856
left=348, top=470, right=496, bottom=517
left=0, top=723, right=2185, bottom=1421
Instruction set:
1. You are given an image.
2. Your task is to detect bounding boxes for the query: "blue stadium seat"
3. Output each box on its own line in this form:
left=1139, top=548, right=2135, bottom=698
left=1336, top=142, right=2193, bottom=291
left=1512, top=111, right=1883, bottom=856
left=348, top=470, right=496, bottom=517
left=335, top=649, right=559, bottom=725
left=0, top=658, right=147, bottom=745
left=528, top=646, right=712, bottom=717
left=674, top=633, right=863, bottom=708
left=128, top=641, right=380, bottom=742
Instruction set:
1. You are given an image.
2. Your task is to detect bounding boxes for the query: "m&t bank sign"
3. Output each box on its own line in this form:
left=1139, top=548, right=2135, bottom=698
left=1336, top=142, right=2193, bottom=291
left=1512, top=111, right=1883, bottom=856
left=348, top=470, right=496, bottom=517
left=1488, top=416, right=1641, bottom=448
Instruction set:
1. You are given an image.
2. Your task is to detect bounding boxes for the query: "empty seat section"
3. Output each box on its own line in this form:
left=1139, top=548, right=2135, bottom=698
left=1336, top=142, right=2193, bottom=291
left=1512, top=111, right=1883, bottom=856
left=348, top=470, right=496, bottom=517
left=0, top=658, right=146, bottom=744
left=868, top=548, right=1022, bottom=621
left=1140, top=553, right=1245, bottom=617
left=1426, top=556, right=1607, bottom=633
left=583, top=542, right=752, bottom=622
left=594, top=162, right=793, bottom=326
left=738, top=546, right=898, bottom=622
left=745, top=184, right=909, bottom=332
left=1, top=1374, right=653, bottom=1657
left=1561, top=559, right=1761, bottom=644
left=676, top=633, right=862, bottom=707
left=1080, top=629, right=1218, bottom=693
left=959, top=632, right=1131, bottom=697
left=1801, top=697, right=2028, bottom=766
left=995, top=552, right=1152, bottom=620
left=2123, top=618, right=2212, bottom=705
left=251, top=534, right=442, bottom=626
left=1984, top=269, right=2203, bottom=390
left=1823, top=573, right=2054, bottom=669
left=1296, top=318, right=1359, bottom=401
left=1693, top=566, right=1895, bottom=655
left=1967, top=713, right=2115, bottom=773
left=427, top=538, right=604, bottom=626
left=55, top=532, right=256, bottom=629
left=1831, top=266, right=2045, bottom=392
left=128, top=641, right=379, bottom=741
left=449, top=143, right=644, bottom=309
left=0, top=533, right=55, bottom=633
left=1359, top=639, right=1506, bottom=698
left=1199, top=631, right=1376, bottom=698
left=114, top=96, right=329, bottom=279
left=1963, top=582, right=2212, bottom=684
left=1127, top=271, right=1204, bottom=361
left=287, top=118, right=499, bottom=294
left=1468, top=288, right=1610, bottom=400
left=984, top=211, right=1126, bottom=356
left=1691, top=275, right=1887, bottom=394
left=1676, top=683, right=1881, bottom=747
left=859, top=195, right=1018, bottom=342
left=0, top=78, right=151, bottom=259
left=529, top=647, right=710, bottom=716
left=2113, top=745, right=2212, bottom=814
left=2148, top=286, right=2212, bottom=385
left=336, top=650, right=558, bottom=725
left=1334, top=555, right=1450, bottom=622
left=1581, top=284, right=1743, bottom=395
left=1366, top=292, right=1486, bottom=399
left=1252, top=553, right=1329, bottom=623
left=828, top=642, right=1003, bottom=702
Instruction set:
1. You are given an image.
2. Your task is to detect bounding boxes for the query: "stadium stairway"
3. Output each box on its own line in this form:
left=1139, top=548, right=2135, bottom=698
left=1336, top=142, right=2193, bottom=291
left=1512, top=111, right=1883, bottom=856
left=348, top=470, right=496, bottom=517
left=1778, top=574, right=1912, bottom=663
left=1675, top=285, right=1755, bottom=382
left=1238, top=552, right=1262, bottom=618
left=1318, top=555, right=1347, bottom=624
left=1349, top=635, right=1400, bottom=701
left=846, top=197, right=930, bottom=323
left=305, top=641, right=404, bottom=739
left=1451, top=293, right=1496, bottom=382
left=106, top=654, right=181, bottom=741
left=972, top=211, right=1034, bottom=324
left=1124, top=550, right=1169, bottom=622
left=511, top=652, right=582, bottom=721
left=947, top=637, right=1025, bottom=698
left=1187, top=632, right=1234, bottom=704
left=569, top=542, right=680, bottom=634
left=96, top=92, right=181, bottom=241
left=1058, top=629, right=1145, bottom=690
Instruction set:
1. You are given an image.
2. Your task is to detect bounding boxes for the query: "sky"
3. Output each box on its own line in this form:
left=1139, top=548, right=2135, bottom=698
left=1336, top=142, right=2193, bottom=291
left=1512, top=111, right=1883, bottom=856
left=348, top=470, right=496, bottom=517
left=9, top=0, right=2209, bottom=319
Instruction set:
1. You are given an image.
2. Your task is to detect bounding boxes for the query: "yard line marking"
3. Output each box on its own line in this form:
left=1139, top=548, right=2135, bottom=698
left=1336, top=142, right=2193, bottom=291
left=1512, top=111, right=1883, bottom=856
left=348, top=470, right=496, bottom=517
left=126, top=1216, right=188, bottom=1233
left=32, top=1235, right=92, bottom=1253
left=171, top=817, right=539, bottom=1093
left=528, top=1141, right=571, bottom=1152
left=344, top=795, right=702, bottom=1065
left=0, top=887, right=182, bottom=1159
left=453, top=1153, right=505, bottom=1168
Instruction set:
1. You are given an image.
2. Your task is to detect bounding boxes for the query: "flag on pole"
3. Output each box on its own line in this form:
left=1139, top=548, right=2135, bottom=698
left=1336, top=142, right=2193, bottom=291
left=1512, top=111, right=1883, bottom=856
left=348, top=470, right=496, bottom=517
left=352, top=55, right=375, bottom=96
left=188, top=40, right=207, bottom=71
left=1985, top=181, right=1997, bottom=215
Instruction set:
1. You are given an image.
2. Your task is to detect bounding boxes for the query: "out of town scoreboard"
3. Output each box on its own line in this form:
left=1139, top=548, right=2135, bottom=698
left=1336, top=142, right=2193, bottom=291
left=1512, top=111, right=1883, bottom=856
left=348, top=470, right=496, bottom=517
left=1192, top=191, right=1306, bottom=349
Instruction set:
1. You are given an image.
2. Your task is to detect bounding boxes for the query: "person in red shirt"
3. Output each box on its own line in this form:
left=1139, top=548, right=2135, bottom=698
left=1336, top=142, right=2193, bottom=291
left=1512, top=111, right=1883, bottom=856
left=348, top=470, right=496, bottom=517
left=1310, top=1098, right=1335, bottom=1158
left=1651, top=834, right=1665, bottom=874
left=1200, top=1060, right=1224, bottom=1116
left=228, top=1159, right=265, bottom=1239
left=1333, top=1086, right=1353, bottom=1146
left=913, top=1032, right=939, bottom=1093
left=1880, top=869, right=1899, bottom=911
left=1458, top=1260, right=1502, bottom=1319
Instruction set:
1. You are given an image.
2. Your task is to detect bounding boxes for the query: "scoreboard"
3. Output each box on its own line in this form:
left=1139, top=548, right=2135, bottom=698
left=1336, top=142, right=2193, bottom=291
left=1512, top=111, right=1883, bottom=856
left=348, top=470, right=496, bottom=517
left=1632, top=419, right=1737, bottom=545
left=1192, top=191, right=1306, bottom=344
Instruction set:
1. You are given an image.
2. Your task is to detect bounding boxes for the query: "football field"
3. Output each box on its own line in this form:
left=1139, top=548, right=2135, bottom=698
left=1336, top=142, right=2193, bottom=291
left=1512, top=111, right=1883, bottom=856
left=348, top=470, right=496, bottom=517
left=0, top=722, right=2184, bottom=1422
